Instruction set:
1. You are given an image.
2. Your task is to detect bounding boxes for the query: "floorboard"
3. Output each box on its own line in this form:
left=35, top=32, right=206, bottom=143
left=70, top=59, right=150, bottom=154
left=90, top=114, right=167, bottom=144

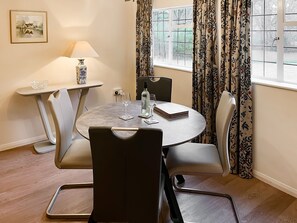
left=1, top=145, right=297, bottom=223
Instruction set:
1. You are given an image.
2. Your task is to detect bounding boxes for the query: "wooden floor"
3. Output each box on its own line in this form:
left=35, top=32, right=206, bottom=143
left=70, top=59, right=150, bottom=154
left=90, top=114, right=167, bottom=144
left=1, top=145, right=297, bottom=223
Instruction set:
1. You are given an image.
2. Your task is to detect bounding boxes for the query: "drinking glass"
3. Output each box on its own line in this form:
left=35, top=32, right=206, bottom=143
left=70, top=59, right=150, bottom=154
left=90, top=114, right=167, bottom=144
left=119, top=91, right=133, bottom=120
left=145, top=94, right=159, bottom=124
left=149, top=94, right=157, bottom=118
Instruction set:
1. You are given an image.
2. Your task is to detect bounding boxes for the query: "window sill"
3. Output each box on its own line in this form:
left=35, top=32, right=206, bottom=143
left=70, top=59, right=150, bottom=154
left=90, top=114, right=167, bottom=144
left=252, top=78, right=297, bottom=92
left=154, top=64, right=192, bottom=73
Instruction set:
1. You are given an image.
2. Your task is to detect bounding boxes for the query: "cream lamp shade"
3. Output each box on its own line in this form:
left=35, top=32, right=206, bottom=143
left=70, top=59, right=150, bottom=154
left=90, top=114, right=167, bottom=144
left=69, top=41, right=99, bottom=84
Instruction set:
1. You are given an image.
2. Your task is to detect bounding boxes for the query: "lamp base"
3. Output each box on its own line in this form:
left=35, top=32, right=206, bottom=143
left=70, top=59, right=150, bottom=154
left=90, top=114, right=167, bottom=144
left=76, top=59, right=87, bottom=84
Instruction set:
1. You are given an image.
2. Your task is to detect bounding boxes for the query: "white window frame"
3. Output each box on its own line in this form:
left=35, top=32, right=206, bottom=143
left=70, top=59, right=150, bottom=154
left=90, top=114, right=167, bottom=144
left=251, top=0, right=297, bottom=90
left=152, top=6, right=193, bottom=72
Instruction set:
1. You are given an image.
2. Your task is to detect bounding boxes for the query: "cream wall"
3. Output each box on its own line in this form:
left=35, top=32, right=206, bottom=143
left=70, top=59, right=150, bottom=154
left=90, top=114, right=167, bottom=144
left=154, top=67, right=192, bottom=107
left=153, top=0, right=192, bottom=8
left=0, top=0, right=136, bottom=151
left=253, top=84, right=297, bottom=197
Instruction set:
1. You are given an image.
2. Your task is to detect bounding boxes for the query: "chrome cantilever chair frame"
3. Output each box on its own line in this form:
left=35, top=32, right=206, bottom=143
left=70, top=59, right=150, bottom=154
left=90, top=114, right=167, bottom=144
left=172, top=178, right=239, bottom=222
left=46, top=88, right=93, bottom=219
left=166, top=91, right=240, bottom=223
left=46, top=183, right=93, bottom=219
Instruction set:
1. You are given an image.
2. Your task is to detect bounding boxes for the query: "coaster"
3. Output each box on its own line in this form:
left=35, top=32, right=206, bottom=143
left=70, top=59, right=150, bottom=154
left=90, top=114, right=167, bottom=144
left=144, top=119, right=159, bottom=125
left=119, top=114, right=134, bottom=121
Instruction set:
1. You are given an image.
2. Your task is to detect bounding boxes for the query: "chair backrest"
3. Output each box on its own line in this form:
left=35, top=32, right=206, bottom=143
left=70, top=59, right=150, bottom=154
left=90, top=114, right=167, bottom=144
left=48, top=88, right=74, bottom=168
left=216, top=91, right=236, bottom=176
left=89, top=127, right=163, bottom=223
left=136, top=76, right=172, bottom=102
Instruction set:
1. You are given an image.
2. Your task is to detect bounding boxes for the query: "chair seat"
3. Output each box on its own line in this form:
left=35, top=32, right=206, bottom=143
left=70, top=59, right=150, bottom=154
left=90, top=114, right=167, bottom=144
left=166, top=143, right=223, bottom=177
left=59, top=139, right=92, bottom=169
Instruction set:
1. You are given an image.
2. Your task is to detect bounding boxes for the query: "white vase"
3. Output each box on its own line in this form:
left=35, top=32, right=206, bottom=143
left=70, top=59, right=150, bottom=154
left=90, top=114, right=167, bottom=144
left=76, top=59, right=87, bottom=84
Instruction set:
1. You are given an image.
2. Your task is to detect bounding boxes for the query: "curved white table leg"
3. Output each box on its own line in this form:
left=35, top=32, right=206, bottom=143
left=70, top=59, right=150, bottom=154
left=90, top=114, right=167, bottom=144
left=34, top=95, right=56, bottom=154
left=73, top=89, right=89, bottom=133
left=34, top=89, right=89, bottom=153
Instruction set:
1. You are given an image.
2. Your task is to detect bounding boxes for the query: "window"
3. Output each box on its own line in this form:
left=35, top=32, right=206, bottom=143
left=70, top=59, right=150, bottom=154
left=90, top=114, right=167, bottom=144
left=152, top=6, right=193, bottom=70
left=251, top=0, right=297, bottom=84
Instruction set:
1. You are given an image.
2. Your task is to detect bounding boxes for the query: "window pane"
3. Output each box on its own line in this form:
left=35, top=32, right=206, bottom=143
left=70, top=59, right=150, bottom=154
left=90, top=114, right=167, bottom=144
left=252, top=0, right=264, bottom=15
left=284, top=30, right=297, bottom=47
left=265, top=0, right=277, bottom=14
left=185, top=31, right=193, bottom=43
left=251, top=31, right=264, bottom=45
left=185, top=55, right=192, bottom=67
left=265, top=15, right=277, bottom=30
left=251, top=46, right=264, bottom=61
left=265, top=62, right=277, bottom=79
left=284, top=47, right=297, bottom=65
left=252, top=61, right=264, bottom=77
left=252, top=16, right=264, bottom=30
left=173, top=8, right=186, bottom=21
left=285, top=0, right=297, bottom=22
left=284, top=25, right=297, bottom=82
left=284, top=64, right=297, bottom=82
left=186, top=7, right=193, bottom=19
left=265, top=31, right=277, bottom=46
left=177, top=31, right=185, bottom=42
left=265, top=46, right=277, bottom=63
left=185, top=43, right=192, bottom=55
left=265, top=47, right=277, bottom=79
left=286, top=14, right=297, bottom=21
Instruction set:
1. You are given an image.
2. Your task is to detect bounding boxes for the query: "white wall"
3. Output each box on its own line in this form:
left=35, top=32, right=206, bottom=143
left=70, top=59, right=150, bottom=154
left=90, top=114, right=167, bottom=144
left=0, top=0, right=136, bottom=151
left=154, top=67, right=192, bottom=107
left=153, top=0, right=192, bottom=8
left=253, top=84, right=297, bottom=197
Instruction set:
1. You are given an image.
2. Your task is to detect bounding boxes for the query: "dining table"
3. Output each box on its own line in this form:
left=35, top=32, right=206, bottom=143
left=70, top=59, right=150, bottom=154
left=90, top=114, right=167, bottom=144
left=76, top=100, right=206, bottom=223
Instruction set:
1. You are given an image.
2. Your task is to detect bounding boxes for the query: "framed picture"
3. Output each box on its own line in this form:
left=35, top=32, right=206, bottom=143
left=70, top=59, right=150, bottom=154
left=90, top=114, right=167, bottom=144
left=10, top=10, right=48, bottom=44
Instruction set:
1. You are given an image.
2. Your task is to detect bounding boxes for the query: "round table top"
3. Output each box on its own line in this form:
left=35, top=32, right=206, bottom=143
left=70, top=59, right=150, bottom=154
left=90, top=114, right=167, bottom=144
left=76, top=101, right=206, bottom=147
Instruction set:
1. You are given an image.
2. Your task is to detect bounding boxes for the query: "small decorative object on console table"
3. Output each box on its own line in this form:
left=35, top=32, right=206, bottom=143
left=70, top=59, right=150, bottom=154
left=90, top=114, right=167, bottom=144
left=69, top=41, right=99, bottom=84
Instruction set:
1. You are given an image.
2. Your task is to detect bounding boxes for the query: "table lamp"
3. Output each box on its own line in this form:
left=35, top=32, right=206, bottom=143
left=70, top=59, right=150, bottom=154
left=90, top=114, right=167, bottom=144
left=69, top=41, right=99, bottom=84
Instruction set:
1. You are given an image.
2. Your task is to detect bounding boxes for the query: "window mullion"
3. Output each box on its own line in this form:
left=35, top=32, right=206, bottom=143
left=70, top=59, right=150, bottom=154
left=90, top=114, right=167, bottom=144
left=277, top=0, right=284, bottom=81
left=168, top=10, right=173, bottom=65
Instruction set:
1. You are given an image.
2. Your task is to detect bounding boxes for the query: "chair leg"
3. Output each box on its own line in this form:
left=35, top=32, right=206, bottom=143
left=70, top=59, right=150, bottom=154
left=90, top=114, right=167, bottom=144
left=88, top=211, right=96, bottom=223
left=46, top=182, right=93, bottom=219
left=172, top=178, right=240, bottom=223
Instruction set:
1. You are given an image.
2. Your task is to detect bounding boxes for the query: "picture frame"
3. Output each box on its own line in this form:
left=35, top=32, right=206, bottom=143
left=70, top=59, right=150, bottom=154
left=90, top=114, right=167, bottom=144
left=10, top=10, right=48, bottom=44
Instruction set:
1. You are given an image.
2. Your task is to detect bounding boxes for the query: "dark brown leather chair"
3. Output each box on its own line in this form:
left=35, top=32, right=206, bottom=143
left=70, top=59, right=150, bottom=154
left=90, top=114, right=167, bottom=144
left=136, top=76, right=172, bottom=102
left=88, top=127, right=164, bottom=223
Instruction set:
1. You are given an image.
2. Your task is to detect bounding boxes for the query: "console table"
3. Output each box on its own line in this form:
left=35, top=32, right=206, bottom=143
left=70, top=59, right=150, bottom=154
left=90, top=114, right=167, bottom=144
left=16, top=80, right=103, bottom=154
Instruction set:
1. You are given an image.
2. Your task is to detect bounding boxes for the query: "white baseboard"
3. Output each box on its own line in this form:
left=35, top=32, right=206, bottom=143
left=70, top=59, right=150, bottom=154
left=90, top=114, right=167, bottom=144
left=253, top=170, right=297, bottom=198
left=0, top=135, right=46, bottom=152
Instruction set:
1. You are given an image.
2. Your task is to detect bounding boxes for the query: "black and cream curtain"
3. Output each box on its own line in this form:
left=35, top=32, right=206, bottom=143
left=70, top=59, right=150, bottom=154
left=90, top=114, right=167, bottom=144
left=220, top=0, right=253, bottom=179
left=192, top=0, right=253, bottom=179
left=192, top=0, right=219, bottom=144
left=136, top=0, right=153, bottom=78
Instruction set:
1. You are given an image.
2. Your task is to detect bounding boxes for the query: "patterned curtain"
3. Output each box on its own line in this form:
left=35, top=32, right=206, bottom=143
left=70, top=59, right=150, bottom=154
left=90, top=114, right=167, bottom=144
left=136, top=0, right=154, bottom=78
left=192, top=0, right=219, bottom=144
left=192, top=0, right=253, bottom=179
left=221, top=0, right=253, bottom=179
